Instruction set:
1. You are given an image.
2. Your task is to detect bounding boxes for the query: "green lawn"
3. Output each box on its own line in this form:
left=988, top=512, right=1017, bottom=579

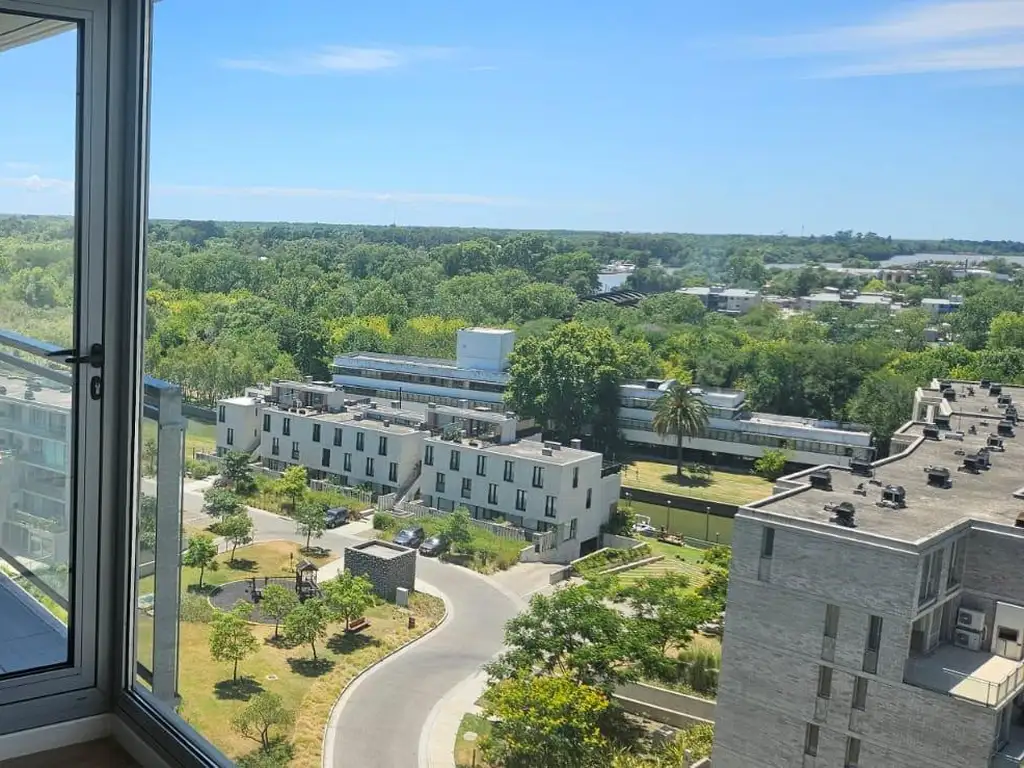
left=627, top=499, right=734, bottom=544
left=136, top=540, right=445, bottom=767
left=141, top=417, right=218, bottom=462
left=622, top=459, right=772, bottom=505
left=454, top=713, right=494, bottom=768
left=615, top=541, right=706, bottom=586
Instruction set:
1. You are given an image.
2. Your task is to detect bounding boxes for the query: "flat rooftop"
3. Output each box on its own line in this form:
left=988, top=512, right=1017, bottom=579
left=752, top=412, right=1024, bottom=543
left=904, top=645, right=1023, bottom=707
left=350, top=542, right=408, bottom=559
left=0, top=371, right=72, bottom=411
left=928, top=381, right=1024, bottom=417
left=0, top=574, right=67, bottom=674
left=426, top=435, right=597, bottom=465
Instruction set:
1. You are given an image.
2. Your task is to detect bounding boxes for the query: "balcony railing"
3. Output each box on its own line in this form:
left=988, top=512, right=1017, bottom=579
left=904, top=644, right=1024, bottom=708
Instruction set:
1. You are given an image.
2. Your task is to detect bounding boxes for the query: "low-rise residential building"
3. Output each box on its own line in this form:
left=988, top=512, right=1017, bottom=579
left=921, top=296, right=964, bottom=317
left=799, top=291, right=893, bottom=312
left=332, top=327, right=874, bottom=468
left=420, top=434, right=620, bottom=560
left=714, top=379, right=1024, bottom=768
left=677, top=286, right=763, bottom=315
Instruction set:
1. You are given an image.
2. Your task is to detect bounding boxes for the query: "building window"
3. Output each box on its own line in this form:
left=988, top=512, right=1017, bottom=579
left=263, top=413, right=271, bottom=432
left=283, top=417, right=291, bottom=436
left=321, top=448, right=330, bottom=468
left=218, top=405, right=225, bottom=423
left=569, top=518, right=578, bottom=540
left=226, top=428, right=234, bottom=446
left=476, top=455, right=486, bottom=476
left=343, top=453, right=352, bottom=472
left=334, top=427, right=343, bottom=446
left=389, top=462, right=398, bottom=483
left=864, top=615, right=883, bottom=674
left=804, top=724, right=819, bottom=757
left=516, top=489, right=527, bottom=511
left=271, top=437, right=280, bottom=456
left=532, top=466, right=544, bottom=488
left=366, top=457, right=374, bottom=477
left=450, top=450, right=460, bottom=471
left=948, top=538, right=966, bottom=590
left=504, top=460, right=515, bottom=482
left=824, top=604, right=840, bottom=639
left=572, top=466, right=579, bottom=488
left=461, top=477, right=472, bottom=499
left=919, top=549, right=943, bottom=606
left=436, top=473, right=446, bottom=493
left=488, top=483, right=498, bottom=505
left=852, top=677, right=868, bottom=711
left=291, top=441, right=300, bottom=461
left=586, top=488, right=592, bottom=509
left=761, top=527, right=775, bottom=557
left=312, top=423, right=321, bottom=443
left=425, top=445, right=434, bottom=465
left=378, top=435, right=388, bottom=456
left=845, top=737, right=861, bottom=768
left=544, top=496, right=556, bottom=518
left=356, top=431, right=364, bottom=451
left=817, top=666, right=832, bottom=699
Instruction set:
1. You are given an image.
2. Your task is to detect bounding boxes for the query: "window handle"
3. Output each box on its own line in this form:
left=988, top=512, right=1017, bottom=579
left=47, top=343, right=104, bottom=368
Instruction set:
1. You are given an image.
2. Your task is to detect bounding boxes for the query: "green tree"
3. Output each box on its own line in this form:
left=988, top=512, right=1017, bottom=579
left=988, top=311, right=1024, bottom=351
left=141, top=437, right=158, bottom=476
left=651, top=383, right=709, bottom=481
left=138, top=493, right=158, bottom=551
left=322, top=571, right=375, bottom=630
left=482, top=675, right=611, bottom=768
left=283, top=598, right=331, bottom=661
left=294, top=501, right=327, bottom=551
left=203, top=487, right=244, bottom=520
left=209, top=601, right=258, bottom=681
left=278, top=465, right=308, bottom=512
left=220, top=512, right=255, bottom=563
left=753, top=448, right=788, bottom=481
left=231, top=692, right=295, bottom=753
left=505, top=322, right=625, bottom=453
left=182, top=534, right=219, bottom=589
left=259, top=583, right=299, bottom=639
left=437, top=508, right=473, bottom=553
left=847, top=370, right=918, bottom=447
left=486, top=582, right=637, bottom=691
left=222, top=450, right=256, bottom=493
left=697, top=567, right=729, bottom=614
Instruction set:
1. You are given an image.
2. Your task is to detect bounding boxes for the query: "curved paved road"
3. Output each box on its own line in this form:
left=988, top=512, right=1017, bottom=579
left=326, top=555, right=520, bottom=768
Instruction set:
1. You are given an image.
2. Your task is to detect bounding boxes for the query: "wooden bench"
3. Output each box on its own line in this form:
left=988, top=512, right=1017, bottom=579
left=345, top=617, right=370, bottom=634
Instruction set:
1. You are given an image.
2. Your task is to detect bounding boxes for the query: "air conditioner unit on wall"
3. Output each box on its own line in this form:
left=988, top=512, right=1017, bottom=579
left=954, top=628, right=982, bottom=652
left=957, top=608, right=985, bottom=630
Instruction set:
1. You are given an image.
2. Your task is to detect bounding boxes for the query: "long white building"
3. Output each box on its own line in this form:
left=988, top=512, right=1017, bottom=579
left=332, top=327, right=874, bottom=467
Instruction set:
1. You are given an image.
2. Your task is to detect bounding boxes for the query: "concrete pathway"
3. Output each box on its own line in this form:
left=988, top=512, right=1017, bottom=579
left=420, top=670, right=489, bottom=768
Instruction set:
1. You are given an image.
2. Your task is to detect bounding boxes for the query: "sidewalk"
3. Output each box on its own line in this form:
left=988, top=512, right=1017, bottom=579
left=422, top=670, right=489, bottom=768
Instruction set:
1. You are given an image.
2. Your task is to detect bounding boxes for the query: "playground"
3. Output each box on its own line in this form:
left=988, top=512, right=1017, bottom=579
left=208, top=557, right=321, bottom=624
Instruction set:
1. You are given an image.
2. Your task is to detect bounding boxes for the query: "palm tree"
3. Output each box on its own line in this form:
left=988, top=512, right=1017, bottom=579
left=652, top=383, right=709, bottom=481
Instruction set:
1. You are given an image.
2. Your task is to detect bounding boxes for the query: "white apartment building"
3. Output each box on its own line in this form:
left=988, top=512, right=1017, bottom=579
left=677, top=286, right=763, bottom=315
left=799, top=291, right=893, bottom=312
left=921, top=296, right=964, bottom=317
left=333, top=327, right=874, bottom=468
left=419, top=435, right=620, bottom=560
left=0, top=373, right=72, bottom=570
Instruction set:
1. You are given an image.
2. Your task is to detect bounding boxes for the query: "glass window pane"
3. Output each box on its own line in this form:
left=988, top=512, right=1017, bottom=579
left=0, top=11, right=79, bottom=678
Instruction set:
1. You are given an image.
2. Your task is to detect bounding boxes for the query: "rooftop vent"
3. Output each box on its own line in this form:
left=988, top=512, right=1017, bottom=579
left=925, top=465, right=951, bottom=487
left=882, top=485, right=906, bottom=507
left=570, top=439, right=582, bottom=450
left=292, top=399, right=302, bottom=409
left=1016, top=511, right=1024, bottom=529
left=369, top=402, right=378, bottom=410
left=809, top=470, right=832, bottom=491
left=428, top=403, right=437, bottom=409
left=923, top=425, right=941, bottom=440
left=542, top=448, right=553, bottom=456
left=990, top=384, right=1004, bottom=397
left=959, top=454, right=984, bottom=473
left=459, top=399, right=470, bottom=409
left=998, top=420, right=1016, bottom=437
left=543, top=441, right=562, bottom=451
left=849, top=458, right=874, bottom=477
left=826, top=501, right=856, bottom=527
left=23, top=391, right=34, bottom=401
left=390, top=401, right=401, bottom=409
left=999, top=394, right=1013, bottom=406
left=938, top=381, right=952, bottom=392
left=942, top=388, right=957, bottom=401
left=934, top=415, right=951, bottom=430
left=0, top=386, right=6, bottom=395
left=980, top=379, right=992, bottom=389
left=382, top=420, right=391, bottom=428
left=988, top=434, right=1005, bottom=450
left=353, top=414, right=364, bottom=421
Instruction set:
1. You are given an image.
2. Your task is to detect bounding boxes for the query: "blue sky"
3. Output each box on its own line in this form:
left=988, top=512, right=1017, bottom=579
left=2, top=0, right=1024, bottom=238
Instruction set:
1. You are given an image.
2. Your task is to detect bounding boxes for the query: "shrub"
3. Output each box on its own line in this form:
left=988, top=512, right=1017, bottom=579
left=235, top=740, right=294, bottom=768
left=179, top=593, right=215, bottom=623
left=373, top=512, right=394, bottom=531
left=601, top=504, right=636, bottom=536
left=185, top=458, right=218, bottom=480
left=676, top=646, right=720, bottom=697
left=573, top=544, right=651, bottom=577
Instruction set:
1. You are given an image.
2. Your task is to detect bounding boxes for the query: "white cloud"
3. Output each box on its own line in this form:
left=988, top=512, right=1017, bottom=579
left=751, top=0, right=1024, bottom=78
left=3, top=161, right=41, bottom=173
left=154, top=182, right=526, bottom=207
left=220, top=45, right=455, bottom=75
left=0, top=175, right=74, bottom=193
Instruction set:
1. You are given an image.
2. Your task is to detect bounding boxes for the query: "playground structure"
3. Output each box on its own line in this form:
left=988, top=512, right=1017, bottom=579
left=251, top=559, right=321, bottom=604
left=212, top=559, right=325, bottom=623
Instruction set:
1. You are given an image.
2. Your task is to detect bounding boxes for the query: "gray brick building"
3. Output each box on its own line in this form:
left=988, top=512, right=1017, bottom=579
left=714, top=380, right=1024, bottom=767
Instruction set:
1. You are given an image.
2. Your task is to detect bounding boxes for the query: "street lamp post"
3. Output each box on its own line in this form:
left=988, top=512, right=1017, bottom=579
left=705, top=504, right=711, bottom=542
left=665, top=499, right=672, bottom=535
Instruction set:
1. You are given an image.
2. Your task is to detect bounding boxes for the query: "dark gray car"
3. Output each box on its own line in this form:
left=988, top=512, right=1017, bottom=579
left=393, top=527, right=426, bottom=548
left=418, top=536, right=446, bottom=557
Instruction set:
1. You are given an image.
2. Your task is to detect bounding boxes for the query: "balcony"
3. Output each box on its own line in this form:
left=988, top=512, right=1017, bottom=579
left=904, top=644, right=1024, bottom=707
left=0, top=571, right=67, bottom=674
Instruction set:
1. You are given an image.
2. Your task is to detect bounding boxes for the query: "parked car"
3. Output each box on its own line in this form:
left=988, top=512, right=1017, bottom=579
left=393, top=527, right=426, bottom=548
left=325, top=507, right=350, bottom=529
left=419, top=536, right=447, bottom=557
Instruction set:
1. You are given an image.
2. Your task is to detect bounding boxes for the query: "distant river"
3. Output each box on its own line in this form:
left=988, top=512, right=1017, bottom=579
left=598, top=272, right=630, bottom=292
left=771, top=253, right=1024, bottom=270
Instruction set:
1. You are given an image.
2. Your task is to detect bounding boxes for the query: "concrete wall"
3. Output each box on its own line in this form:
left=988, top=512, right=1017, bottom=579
left=343, top=542, right=416, bottom=602
left=615, top=682, right=715, bottom=721
left=217, top=400, right=261, bottom=454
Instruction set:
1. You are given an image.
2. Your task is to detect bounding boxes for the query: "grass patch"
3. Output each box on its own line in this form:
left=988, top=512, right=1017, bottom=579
left=622, top=459, right=771, bottom=505
left=377, top=515, right=524, bottom=574
left=626, top=499, right=734, bottom=544
left=136, top=541, right=445, bottom=765
left=141, top=417, right=217, bottom=463
left=572, top=544, right=651, bottom=578
left=454, top=712, right=494, bottom=768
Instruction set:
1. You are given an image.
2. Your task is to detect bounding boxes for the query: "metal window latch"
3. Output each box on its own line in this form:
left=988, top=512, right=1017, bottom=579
left=46, top=343, right=104, bottom=368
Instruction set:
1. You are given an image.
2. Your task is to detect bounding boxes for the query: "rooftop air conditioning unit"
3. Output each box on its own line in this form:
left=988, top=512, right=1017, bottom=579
left=938, top=381, right=952, bottom=392
left=990, top=384, right=1004, bottom=397
left=980, top=379, right=991, bottom=388
left=988, top=434, right=1005, bottom=450
left=809, top=470, right=832, bottom=491
left=542, top=448, right=553, bottom=456
left=390, top=401, right=401, bottom=409
left=850, top=458, right=874, bottom=477
left=382, top=420, right=391, bottom=428
left=934, top=415, right=951, bottom=430
left=369, top=402, right=378, bottom=410
left=882, top=485, right=906, bottom=508
left=954, top=628, right=982, bottom=652
left=922, top=426, right=941, bottom=440
left=959, top=455, right=983, bottom=473
left=957, top=607, right=985, bottom=630
left=829, top=501, right=856, bottom=528
left=998, top=420, right=1015, bottom=437
left=925, top=466, right=951, bottom=487
left=0, top=386, right=6, bottom=395
left=999, top=394, right=1013, bottom=406
left=943, top=389, right=957, bottom=401
left=353, top=414, right=363, bottom=421
left=23, top=391, right=34, bottom=401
